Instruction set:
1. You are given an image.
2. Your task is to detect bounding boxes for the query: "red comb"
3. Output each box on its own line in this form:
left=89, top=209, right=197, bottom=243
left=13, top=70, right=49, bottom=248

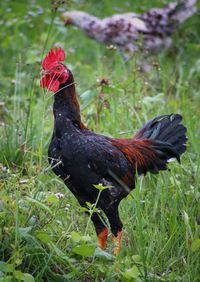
left=42, top=48, right=66, bottom=70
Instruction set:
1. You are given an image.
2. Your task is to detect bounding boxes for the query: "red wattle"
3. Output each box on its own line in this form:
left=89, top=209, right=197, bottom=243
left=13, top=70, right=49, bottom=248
left=40, top=76, right=60, bottom=93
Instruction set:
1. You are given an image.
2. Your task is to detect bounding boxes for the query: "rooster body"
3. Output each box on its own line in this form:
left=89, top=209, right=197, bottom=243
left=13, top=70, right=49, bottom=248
left=63, top=0, right=196, bottom=53
left=41, top=49, right=187, bottom=254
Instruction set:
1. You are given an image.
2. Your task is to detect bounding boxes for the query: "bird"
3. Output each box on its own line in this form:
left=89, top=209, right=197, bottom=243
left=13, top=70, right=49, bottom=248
left=40, top=48, right=187, bottom=255
left=62, top=0, right=196, bottom=54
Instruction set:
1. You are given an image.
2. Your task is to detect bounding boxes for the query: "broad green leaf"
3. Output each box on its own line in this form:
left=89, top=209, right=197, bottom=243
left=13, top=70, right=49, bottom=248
left=123, top=265, right=140, bottom=280
left=14, top=271, right=23, bottom=280
left=46, top=194, right=59, bottom=203
left=94, top=248, right=114, bottom=261
left=80, top=207, right=89, bottom=213
left=72, top=244, right=95, bottom=257
left=86, top=202, right=93, bottom=208
left=36, top=231, right=51, bottom=243
left=70, top=231, right=81, bottom=243
left=191, top=238, right=200, bottom=252
left=71, top=232, right=91, bottom=243
left=132, top=255, right=142, bottom=264
left=93, top=184, right=113, bottom=191
left=22, top=273, right=35, bottom=282
left=0, top=263, right=13, bottom=273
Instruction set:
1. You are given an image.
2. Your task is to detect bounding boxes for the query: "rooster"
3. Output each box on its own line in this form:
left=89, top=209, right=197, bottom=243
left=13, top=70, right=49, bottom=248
left=40, top=48, right=187, bottom=255
left=62, top=0, right=196, bottom=53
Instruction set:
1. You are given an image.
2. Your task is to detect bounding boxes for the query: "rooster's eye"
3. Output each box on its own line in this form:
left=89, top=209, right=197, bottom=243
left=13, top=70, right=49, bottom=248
left=56, top=66, right=61, bottom=71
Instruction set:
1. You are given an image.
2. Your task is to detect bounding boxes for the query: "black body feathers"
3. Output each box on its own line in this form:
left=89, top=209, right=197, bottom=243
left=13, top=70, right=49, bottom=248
left=48, top=69, right=187, bottom=239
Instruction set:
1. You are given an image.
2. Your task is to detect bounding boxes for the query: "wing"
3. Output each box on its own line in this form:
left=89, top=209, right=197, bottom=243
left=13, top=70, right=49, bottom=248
left=84, top=133, right=134, bottom=188
left=82, top=133, right=136, bottom=202
left=60, top=129, right=135, bottom=189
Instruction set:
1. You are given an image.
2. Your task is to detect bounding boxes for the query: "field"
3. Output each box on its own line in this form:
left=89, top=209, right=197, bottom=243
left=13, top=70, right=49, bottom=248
left=0, top=0, right=200, bottom=281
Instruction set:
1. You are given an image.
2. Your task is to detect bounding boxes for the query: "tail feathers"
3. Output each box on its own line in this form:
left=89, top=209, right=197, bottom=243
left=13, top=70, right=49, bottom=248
left=133, top=114, right=187, bottom=174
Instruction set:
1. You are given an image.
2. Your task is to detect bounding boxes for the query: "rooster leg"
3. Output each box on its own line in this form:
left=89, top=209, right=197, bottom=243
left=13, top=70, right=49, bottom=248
left=102, top=203, right=123, bottom=255
left=112, top=230, right=122, bottom=256
left=98, top=227, right=109, bottom=250
left=91, top=213, right=108, bottom=250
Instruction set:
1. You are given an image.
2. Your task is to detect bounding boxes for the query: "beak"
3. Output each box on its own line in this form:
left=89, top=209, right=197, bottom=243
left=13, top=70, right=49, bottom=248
left=41, top=69, right=49, bottom=76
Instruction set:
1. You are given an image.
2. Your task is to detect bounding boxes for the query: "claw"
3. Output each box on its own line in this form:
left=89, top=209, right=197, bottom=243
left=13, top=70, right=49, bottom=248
left=112, top=231, right=122, bottom=255
left=98, top=228, right=108, bottom=250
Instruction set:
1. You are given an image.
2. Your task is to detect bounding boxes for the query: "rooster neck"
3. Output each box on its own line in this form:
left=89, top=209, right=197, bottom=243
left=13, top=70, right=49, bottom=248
left=53, top=71, right=84, bottom=129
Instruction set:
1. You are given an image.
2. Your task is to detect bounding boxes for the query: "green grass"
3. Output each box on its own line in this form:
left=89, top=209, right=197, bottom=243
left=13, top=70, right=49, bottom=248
left=0, top=0, right=200, bottom=281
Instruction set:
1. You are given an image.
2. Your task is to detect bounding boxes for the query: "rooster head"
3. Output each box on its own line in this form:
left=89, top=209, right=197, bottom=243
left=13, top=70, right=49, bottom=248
left=40, top=48, right=69, bottom=93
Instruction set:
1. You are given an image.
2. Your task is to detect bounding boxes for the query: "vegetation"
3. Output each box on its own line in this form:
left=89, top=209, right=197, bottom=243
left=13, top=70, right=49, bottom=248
left=0, top=0, right=199, bottom=281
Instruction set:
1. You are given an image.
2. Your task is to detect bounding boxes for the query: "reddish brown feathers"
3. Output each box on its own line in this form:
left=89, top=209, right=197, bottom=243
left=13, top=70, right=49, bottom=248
left=111, top=138, right=157, bottom=173
left=42, top=48, right=66, bottom=70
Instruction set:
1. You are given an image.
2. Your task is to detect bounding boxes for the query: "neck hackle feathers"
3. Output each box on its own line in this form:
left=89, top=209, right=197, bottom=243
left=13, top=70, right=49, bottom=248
left=42, top=48, right=66, bottom=70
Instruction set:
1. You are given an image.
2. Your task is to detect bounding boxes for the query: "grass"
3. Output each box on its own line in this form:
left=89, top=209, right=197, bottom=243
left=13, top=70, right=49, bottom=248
left=0, top=0, right=200, bottom=281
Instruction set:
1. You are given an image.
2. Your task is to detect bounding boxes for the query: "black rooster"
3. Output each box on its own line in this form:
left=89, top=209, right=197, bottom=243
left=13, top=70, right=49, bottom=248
left=40, top=48, right=187, bottom=254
